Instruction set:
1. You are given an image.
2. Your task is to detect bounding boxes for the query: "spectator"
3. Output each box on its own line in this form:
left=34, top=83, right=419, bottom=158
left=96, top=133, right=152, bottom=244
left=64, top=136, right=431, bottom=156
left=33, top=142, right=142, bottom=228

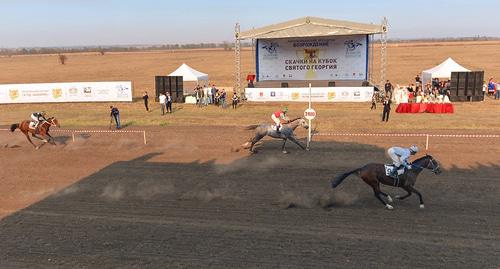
left=384, top=80, right=393, bottom=96
left=166, top=92, right=173, bottom=113
left=211, top=84, right=217, bottom=104
left=110, top=106, right=121, bottom=129
left=407, top=84, right=414, bottom=93
left=207, top=85, right=213, bottom=104
left=370, top=92, right=377, bottom=110
left=415, top=74, right=421, bottom=90
left=142, top=91, right=149, bottom=111
left=382, top=97, right=391, bottom=122
left=159, top=92, right=166, bottom=115
left=232, top=92, right=239, bottom=109
left=482, top=81, right=487, bottom=101
left=194, top=87, right=201, bottom=107
left=488, top=78, right=497, bottom=98
left=220, top=89, right=227, bottom=108
left=203, top=85, right=209, bottom=106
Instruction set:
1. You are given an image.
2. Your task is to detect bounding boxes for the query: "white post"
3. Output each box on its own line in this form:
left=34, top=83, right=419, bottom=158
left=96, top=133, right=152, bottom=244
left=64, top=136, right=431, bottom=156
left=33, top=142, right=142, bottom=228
left=307, top=83, right=312, bottom=150
left=143, top=131, right=147, bottom=145
left=425, top=134, right=429, bottom=150
left=72, top=132, right=75, bottom=142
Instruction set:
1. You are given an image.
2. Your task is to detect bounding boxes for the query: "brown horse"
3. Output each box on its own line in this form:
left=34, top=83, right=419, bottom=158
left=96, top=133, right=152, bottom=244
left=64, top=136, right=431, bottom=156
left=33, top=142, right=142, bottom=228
left=331, top=155, right=441, bottom=210
left=10, top=117, right=60, bottom=149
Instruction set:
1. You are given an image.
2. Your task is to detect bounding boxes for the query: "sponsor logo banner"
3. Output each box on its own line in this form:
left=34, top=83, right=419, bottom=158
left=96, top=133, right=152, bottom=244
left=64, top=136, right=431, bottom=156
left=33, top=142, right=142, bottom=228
left=258, top=35, right=367, bottom=81
left=245, top=87, right=374, bottom=102
left=0, top=81, right=132, bottom=103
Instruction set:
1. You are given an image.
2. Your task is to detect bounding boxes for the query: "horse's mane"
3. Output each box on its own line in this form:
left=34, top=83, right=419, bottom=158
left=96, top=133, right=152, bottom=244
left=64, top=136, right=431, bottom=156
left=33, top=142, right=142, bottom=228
left=412, top=155, right=432, bottom=163
left=286, top=117, right=302, bottom=124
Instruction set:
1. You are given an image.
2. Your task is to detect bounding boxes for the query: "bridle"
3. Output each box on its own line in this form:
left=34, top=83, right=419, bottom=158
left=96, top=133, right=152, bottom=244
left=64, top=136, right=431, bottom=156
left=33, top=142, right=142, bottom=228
left=411, top=156, right=440, bottom=174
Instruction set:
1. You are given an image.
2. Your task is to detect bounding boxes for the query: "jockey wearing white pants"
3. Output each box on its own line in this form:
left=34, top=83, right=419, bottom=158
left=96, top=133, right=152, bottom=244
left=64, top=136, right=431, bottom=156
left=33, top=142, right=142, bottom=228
left=387, top=145, right=419, bottom=175
left=271, top=107, right=288, bottom=133
left=31, top=111, right=47, bottom=128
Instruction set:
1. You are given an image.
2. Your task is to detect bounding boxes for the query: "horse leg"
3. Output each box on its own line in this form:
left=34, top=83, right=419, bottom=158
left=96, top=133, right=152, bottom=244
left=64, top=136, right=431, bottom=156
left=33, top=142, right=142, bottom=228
left=371, top=182, right=393, bottom=210
left=24, top=132, right=38, bottom=148
left=407, top=185, right=425, bottom=209
left=281, top=139, right=288, bottom=154
left=46, top=133, right=56, bottom=145
left=379, top=190, right=393, bottom=203
left=249, top=135, right=263, bottom=153
left=288, top=136, right=306, bottom=150
left=395, top=187, right=412, bottom=200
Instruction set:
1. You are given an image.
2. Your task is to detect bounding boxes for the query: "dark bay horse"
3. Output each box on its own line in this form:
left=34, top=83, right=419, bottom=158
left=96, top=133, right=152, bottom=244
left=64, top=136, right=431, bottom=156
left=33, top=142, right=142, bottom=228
left=331, top=155, right=441, bottom=210
left=243, top=117, right=309, bottom=153
left=10, top=117, right=60, bottom=149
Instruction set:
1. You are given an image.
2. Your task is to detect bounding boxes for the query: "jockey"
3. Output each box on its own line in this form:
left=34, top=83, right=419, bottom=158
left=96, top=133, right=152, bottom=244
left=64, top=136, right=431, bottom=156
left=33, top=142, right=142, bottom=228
left=31, top=111, right=47, bottom=129
left=387, top=145, right=419, bottom=176
left=271, top=107, right=288, bottom=133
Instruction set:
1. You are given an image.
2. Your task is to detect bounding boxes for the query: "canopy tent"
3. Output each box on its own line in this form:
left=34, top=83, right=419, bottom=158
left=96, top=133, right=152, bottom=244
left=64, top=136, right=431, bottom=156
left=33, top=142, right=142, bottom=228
left=239, top=16, right=384, bottom=39
left=169, top=63, right=208, bottom=83
left=422, top=58, right=470, bottom=87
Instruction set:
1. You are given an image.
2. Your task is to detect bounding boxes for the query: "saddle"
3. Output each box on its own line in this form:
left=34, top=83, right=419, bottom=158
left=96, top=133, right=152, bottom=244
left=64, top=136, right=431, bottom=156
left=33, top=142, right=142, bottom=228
left=384, top=164, right=406, bottom=179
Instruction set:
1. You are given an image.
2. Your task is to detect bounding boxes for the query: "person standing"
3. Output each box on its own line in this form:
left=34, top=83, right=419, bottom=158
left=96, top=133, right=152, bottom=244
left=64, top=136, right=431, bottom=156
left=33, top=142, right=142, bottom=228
left=142, top=91, right=149, bottom=111
left=220, top=89, right=227, bottom=108
left=384, top=80, right=393, bottom=97
left=166, top=92, right=173, bottom=113
left=211, top=85, right=217, bottom=104
left=232, top=92, right=239, bottom=109
left=159, top=92, right=166, bottom=115
left=382, top=97, right=391, bottom=122
left=110, top=106, right=121, bottom=129
left=370, top=92, right=377, bottom=110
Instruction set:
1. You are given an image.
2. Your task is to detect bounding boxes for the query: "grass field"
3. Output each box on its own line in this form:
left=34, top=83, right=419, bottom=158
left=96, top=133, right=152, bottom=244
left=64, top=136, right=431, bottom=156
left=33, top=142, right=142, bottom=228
left=1, top=98, right=499, bottom=132
left=1, top=41, right=499, bottom=96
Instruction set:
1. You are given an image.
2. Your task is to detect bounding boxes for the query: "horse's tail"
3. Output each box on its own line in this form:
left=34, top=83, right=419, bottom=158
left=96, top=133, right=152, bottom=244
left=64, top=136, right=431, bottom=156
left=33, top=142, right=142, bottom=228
left=331, top=168, right=361, bottom=188
left=245, top=124, right=260, bottom=130
left=10, top=123, right=19, bottom=132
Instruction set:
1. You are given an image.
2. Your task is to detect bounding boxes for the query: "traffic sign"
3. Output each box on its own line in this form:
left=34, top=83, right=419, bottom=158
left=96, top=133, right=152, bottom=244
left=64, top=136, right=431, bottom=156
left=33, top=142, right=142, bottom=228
left=304, top=108, right=316, bottom=120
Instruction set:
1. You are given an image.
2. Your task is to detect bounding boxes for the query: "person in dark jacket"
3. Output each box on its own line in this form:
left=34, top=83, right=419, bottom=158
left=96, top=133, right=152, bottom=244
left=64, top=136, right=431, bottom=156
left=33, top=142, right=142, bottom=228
left=382, top=97, right=391, bottom=122
left=142, top=91, right=149, bottom=111
left=110, top=106, right=121, bottom=129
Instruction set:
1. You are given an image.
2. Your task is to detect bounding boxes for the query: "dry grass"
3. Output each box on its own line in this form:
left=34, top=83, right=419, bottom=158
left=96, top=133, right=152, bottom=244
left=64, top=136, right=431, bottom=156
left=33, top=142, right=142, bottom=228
left=1, top=41, right=500, bottom=132
left=1, top=41, right=499, bottom=96
left=1, top=98, right=499, bottom=132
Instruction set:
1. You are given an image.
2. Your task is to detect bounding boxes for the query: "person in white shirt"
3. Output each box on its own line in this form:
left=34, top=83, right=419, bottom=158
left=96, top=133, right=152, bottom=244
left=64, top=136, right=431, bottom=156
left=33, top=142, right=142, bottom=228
left=203, top=86, right=209, bottom=106
left=159, top=92, right=167, bottom=115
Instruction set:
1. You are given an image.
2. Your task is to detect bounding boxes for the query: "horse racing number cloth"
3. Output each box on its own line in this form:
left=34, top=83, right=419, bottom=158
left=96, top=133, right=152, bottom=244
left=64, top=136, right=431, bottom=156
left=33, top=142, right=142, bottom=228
left=395, top=103, right=454, bottom=113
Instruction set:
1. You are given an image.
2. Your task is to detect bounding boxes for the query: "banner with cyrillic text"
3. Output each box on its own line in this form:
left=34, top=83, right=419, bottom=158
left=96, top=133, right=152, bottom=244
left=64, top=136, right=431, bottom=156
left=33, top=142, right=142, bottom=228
left=0, top=81, right=132, bottom=103
left=256, top=35, right=368, bottom=81
left=245, top=87, right=374, bottom=102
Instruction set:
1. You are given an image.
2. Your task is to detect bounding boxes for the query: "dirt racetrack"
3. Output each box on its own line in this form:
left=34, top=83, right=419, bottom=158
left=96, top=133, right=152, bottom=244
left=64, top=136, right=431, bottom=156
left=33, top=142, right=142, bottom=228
left=0, top=126, right=499, bottom=268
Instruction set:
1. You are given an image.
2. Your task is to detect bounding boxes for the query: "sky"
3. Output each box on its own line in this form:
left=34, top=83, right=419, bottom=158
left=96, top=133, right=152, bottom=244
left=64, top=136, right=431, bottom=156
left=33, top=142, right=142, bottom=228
left=1, top=0, right=499, bottom=48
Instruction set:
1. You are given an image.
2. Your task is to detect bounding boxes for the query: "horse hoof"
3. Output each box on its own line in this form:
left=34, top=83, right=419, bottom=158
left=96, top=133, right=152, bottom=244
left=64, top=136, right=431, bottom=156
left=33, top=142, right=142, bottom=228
left=385, top=204, right=394, bottom=210
left=419, top=204, right=425, bottom=209
left=387, top=196, right=393, bottom=203
left=282, top=150, right=288, bottom=154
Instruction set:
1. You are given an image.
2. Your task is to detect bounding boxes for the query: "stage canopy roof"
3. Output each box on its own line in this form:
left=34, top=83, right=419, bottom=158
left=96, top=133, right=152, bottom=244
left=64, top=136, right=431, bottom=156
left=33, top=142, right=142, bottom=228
left=239, top=16, right=384, bottom=39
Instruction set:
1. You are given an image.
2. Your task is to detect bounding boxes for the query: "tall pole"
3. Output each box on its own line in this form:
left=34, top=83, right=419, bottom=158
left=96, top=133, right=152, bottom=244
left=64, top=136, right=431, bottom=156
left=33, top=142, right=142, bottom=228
left=380, top=17, right=388, bottom=88
left=234, top=23, right=242, bottom=98
left=307, top=83, right=312, bottom=150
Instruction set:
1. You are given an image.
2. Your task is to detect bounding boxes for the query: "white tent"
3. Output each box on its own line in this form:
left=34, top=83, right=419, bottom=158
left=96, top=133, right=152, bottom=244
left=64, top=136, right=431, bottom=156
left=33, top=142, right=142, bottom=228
left=169, top=63, right=208, bottom=83
left=422, top=58, right=470, bottom=87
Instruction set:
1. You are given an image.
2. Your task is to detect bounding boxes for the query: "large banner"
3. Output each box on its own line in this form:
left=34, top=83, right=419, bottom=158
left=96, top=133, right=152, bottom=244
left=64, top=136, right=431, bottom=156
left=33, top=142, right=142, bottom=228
left=257, top=35, right=368, bottom=81
left=0, top=81, right=132, bottom=103
left=245, top=87, right=374, bottom=102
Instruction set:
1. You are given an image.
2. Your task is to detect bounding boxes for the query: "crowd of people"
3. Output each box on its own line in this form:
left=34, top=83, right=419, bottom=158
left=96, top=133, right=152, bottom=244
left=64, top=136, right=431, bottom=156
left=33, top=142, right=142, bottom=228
left=193, top=85, right=239, bottom=109
left=383, top=76, right=452, bottom=105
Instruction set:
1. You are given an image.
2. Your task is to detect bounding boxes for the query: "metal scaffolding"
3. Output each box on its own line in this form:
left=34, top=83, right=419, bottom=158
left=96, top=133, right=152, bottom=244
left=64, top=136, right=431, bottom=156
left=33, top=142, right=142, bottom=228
left=380, top=17, right=388, bottom=87
left=234, top=23, right=242, bottom=97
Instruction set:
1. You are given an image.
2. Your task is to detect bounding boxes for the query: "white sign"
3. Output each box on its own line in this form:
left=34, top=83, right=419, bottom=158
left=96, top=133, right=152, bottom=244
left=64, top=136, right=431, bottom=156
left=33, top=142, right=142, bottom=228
left=245, top=87, right=374, bottom=102
left=257, top=35, right=368, bottom=81
left=304, top=108, right=316, bottom=120
left=0, top=81, right=132, bottom=103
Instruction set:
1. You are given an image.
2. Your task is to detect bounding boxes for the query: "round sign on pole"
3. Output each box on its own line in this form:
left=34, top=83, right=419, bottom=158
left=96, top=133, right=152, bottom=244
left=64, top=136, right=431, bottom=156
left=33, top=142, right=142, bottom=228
left=304, top=108, right=316, bottom=120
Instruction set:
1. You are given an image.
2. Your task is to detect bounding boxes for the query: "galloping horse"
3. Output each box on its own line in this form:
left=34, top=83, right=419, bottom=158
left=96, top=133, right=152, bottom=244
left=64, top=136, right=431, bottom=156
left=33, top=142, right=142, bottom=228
left=331, top=155, right=441, bottom=210
left=243, top=117, right=309, bottom=153
left=10, top=117, right=60, bottom=149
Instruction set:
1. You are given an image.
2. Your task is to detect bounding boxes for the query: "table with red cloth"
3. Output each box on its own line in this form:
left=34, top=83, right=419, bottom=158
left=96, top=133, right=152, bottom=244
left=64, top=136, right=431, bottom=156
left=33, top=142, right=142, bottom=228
left=395, top=103, right=454, bottom=113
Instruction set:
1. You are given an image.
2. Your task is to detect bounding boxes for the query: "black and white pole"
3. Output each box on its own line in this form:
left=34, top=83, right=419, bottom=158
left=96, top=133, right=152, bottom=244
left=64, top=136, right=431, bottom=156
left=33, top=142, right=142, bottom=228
left=304, top=83, right=316, bottom=150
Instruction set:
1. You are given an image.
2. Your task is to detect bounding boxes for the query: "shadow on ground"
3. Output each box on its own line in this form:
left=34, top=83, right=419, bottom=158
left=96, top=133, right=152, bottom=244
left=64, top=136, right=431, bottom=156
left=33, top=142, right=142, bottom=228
left=0, top=140, right=499, bottom=268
